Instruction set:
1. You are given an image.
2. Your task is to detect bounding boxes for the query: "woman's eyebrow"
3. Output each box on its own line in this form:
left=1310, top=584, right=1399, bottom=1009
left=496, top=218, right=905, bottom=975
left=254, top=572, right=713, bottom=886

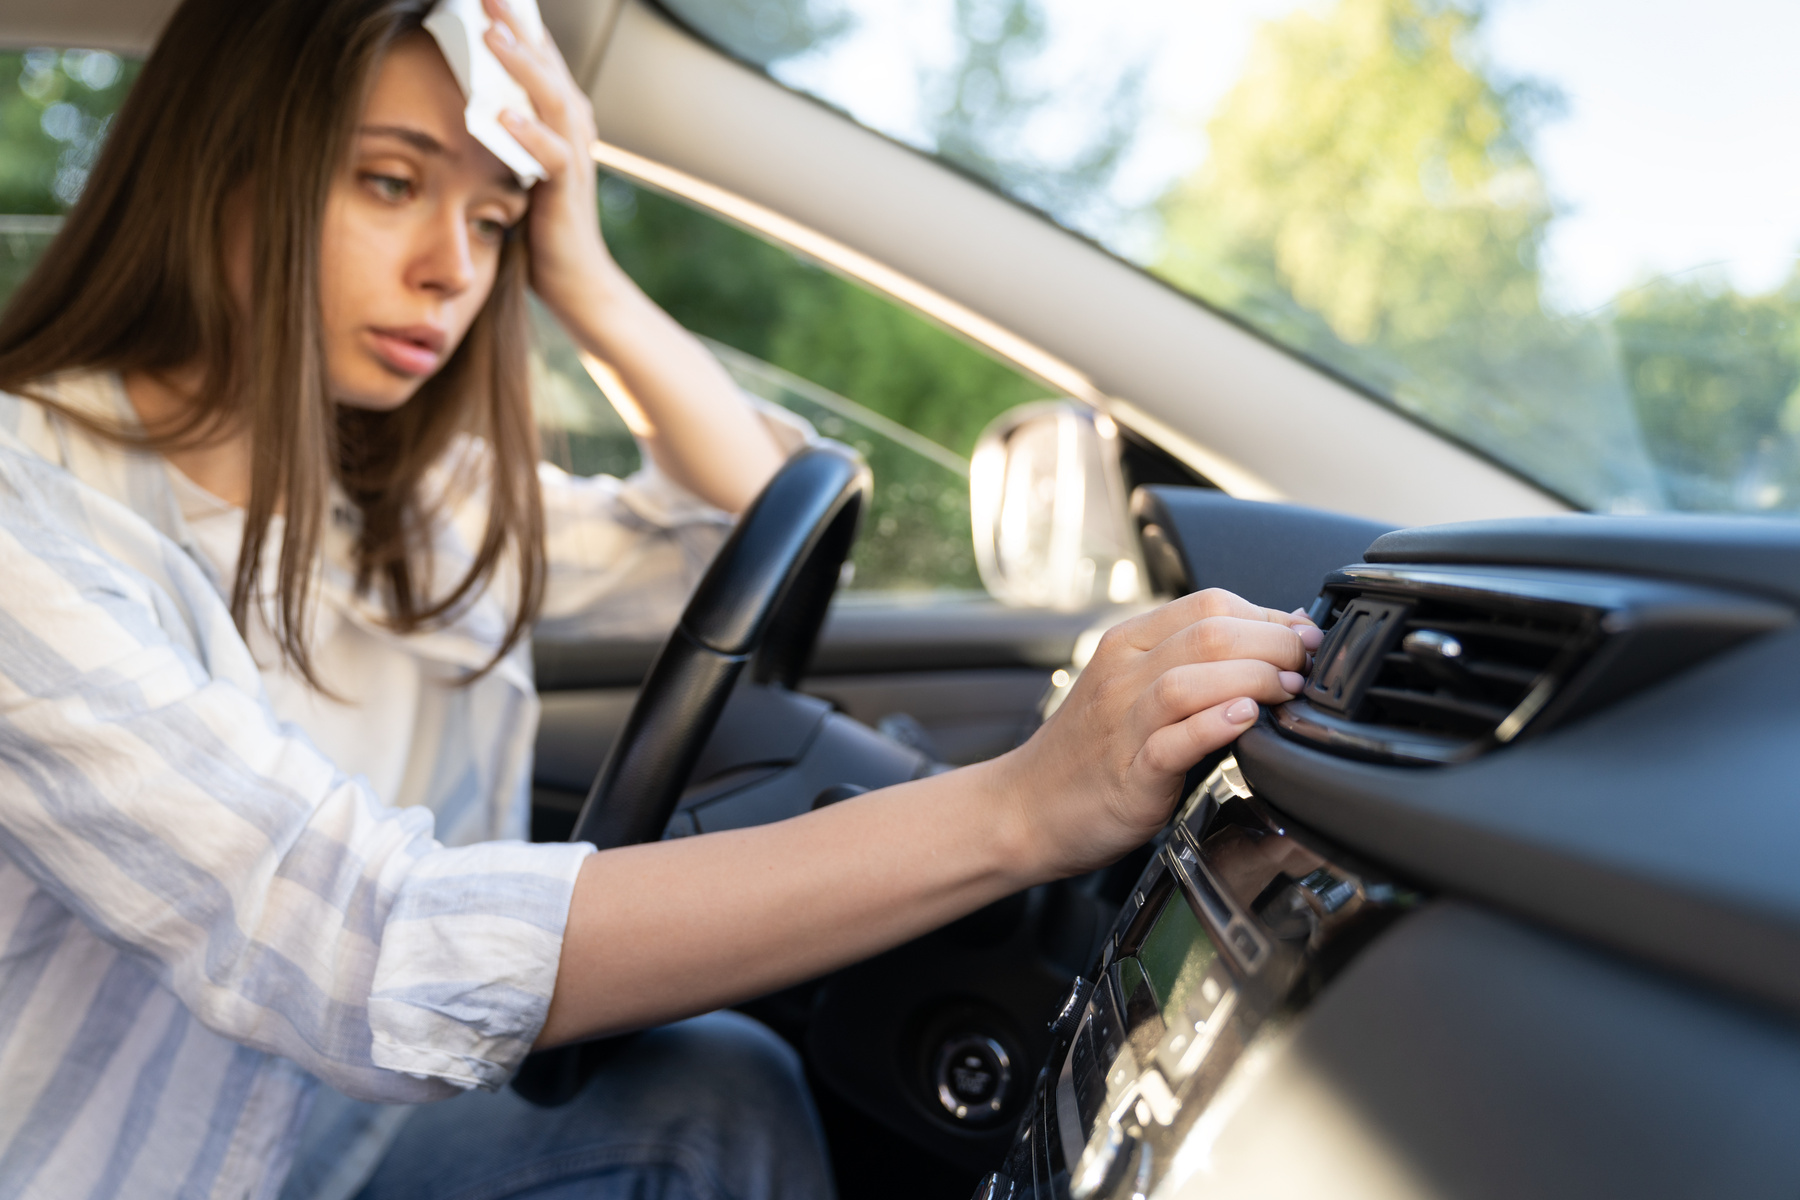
left=359, top=124, right=444, bottom=154
left=357, top=123, right=528, bottom=194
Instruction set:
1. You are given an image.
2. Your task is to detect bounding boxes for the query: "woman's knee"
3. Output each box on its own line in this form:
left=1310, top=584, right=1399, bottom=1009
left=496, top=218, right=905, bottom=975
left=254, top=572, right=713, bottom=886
left=579, top=1013, right=833, bottom=1200
left=602, top=1013, right=813, bottom=1134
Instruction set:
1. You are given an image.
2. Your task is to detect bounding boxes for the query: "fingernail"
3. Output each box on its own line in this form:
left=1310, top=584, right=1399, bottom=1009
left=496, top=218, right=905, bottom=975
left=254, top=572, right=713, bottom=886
left=1278, top=670, right=1306, bottom=694
left=490, top=20, right=515, bottom=45
left=1225, top=697, right=1259, bottom=724
left=1298, top=624, right=1323, bottom=651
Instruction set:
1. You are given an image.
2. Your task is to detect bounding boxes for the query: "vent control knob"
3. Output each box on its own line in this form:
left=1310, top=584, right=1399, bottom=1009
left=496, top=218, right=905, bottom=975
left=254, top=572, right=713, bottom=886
left=1402, top=629, right=1469, bottom=686
left=1402, top=629, right=1464, bottom=661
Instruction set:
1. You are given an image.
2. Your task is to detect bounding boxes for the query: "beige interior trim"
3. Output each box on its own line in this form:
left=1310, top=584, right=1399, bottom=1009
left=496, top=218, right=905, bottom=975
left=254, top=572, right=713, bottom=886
left=590, top=137, right=1288, bottom=502
left=544, top=0, right=627, bottom=95
left=589, top=0, right=1566, bottom=526
left=0, top=0, right=175, bottom=53
left=590, top=140, right=1102, bottom=405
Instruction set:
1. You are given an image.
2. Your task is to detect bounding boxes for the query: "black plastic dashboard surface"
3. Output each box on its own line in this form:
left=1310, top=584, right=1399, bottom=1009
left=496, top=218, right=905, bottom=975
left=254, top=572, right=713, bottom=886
left=1132, top=487, right=1395, bottom=613
left=1239, top=616, right=1800, bottom=1015
left=1167, top=900, right=1800, bottom=1199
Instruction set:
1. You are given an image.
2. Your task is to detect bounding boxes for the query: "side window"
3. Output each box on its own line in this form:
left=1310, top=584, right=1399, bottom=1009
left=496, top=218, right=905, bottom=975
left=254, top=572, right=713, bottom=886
left=532, top=173, right=1053, bottom=594
left=0, top=48, right=137, bottom=300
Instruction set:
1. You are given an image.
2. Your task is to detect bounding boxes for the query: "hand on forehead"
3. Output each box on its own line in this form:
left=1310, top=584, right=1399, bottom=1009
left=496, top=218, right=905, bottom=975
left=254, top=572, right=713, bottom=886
left=423, top=0, right=549, bottom=185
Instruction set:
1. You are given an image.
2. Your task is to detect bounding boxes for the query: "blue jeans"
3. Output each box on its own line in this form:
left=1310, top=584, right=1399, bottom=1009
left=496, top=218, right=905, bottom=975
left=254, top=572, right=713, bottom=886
left=282, top=1012, right=836, bottom=1200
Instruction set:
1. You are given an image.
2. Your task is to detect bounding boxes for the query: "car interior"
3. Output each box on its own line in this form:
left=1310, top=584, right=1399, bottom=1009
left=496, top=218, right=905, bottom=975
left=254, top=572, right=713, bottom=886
left=6, top=1, right=1800, bottom=1198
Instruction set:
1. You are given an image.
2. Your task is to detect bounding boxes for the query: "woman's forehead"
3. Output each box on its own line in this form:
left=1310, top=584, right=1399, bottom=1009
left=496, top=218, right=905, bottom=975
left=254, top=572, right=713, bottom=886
left=359, top=32, right=518, bottom=192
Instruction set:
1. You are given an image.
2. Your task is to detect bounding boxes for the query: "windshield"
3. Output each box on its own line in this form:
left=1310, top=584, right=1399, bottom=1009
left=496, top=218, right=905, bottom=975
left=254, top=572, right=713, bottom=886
left=659, top=0, right=1800, bottom=515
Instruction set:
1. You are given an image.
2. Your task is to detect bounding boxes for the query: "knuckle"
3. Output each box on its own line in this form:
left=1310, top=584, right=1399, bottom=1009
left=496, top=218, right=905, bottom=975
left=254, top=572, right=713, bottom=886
left=1095, top=624, right=1130, bottom=659
left=1191, top=617, right=1235, bottom=660
left=1148, top=670, right=1186, bottom=713
left=1196, top=587, right=1234, bottom=614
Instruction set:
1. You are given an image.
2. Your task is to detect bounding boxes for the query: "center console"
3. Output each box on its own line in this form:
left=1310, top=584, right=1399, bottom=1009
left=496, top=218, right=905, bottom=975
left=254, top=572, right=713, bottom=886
left=977, top=756, right=1411, bottom=1199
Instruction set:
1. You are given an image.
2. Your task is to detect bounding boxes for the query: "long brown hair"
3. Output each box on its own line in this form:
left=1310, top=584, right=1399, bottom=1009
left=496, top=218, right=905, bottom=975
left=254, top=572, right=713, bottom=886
left=0, top=0, right=547, bottom=686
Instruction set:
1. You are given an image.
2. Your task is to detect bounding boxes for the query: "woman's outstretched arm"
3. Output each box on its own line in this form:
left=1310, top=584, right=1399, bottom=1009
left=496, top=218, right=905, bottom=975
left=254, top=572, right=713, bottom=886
left=538, top=589, right=1319, bottom=1045
left=483, top=0, right=784, bottom=514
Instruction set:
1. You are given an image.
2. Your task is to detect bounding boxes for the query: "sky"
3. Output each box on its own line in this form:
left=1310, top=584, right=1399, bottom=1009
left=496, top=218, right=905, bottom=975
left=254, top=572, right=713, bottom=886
left=768, top=0, right=1800, bottom=314
left=1484, top=0, right=1800, bottom=312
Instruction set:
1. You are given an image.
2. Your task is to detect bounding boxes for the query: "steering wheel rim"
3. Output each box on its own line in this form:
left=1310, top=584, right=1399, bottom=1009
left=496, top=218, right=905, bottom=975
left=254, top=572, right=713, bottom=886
left=567, top=440, right=871, bottom=851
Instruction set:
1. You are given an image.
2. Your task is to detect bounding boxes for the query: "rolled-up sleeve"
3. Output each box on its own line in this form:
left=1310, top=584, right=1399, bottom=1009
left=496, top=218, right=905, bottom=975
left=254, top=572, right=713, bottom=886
left=533, top=457, right=734, bottom=639
left=0, top=444, right=591, bottom=1102
left=535, top=401, right=815, bottom=639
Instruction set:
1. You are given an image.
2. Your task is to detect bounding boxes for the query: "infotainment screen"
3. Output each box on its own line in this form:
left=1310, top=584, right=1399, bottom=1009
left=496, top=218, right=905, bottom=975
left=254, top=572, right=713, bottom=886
left=1136, top=891, right=1218, bottom=1027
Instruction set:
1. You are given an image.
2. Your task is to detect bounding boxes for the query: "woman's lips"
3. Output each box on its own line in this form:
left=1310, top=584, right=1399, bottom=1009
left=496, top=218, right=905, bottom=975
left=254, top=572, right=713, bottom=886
left=367, top=326, right=446, bottom=377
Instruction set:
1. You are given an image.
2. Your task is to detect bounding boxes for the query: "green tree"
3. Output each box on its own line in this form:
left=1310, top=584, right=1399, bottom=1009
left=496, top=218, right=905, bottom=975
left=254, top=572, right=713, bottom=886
left=1155, top=0, right=1664, bottom=511
left=1161, top=0, right=1550, bottom=349
left=597, top=176, right=1045, bottom=460
left=0, top=49, right=139, bottom=214
left=1611, top=275, right=1800, bottom=510
left=592, top=176, right=1051, bottom=589
left=0, top=49, right=141, bottom=306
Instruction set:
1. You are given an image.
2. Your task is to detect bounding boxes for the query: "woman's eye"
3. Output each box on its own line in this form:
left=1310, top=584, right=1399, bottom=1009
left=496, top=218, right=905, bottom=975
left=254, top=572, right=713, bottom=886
left=472, top=216, right=514, bottom=243
left=362, top=173, right=413, bottom=202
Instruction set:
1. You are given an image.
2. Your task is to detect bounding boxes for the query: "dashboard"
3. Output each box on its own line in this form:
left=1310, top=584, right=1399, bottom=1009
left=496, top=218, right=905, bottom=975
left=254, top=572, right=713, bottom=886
left=976, top=492, right=1800, bottom=1200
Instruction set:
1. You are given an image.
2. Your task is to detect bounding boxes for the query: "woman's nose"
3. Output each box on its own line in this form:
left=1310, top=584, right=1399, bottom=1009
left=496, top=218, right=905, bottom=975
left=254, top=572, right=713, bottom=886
left=411, top=209, right=477, bottom=297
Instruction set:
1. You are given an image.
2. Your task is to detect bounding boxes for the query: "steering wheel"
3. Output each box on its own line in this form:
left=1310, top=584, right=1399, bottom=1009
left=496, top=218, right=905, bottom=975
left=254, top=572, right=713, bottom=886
left=513, top=440, right=870, bottom=1105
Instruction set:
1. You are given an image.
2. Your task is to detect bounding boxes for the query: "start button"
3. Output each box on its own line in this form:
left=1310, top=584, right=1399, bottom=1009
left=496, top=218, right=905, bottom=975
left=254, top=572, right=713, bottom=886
left=935, top=1034, right=1012, bottom=1122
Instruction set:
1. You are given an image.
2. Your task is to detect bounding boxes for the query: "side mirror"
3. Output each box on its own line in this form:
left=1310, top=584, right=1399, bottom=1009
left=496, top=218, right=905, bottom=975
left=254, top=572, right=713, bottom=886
left=971, top=401, right=1144, bottom=609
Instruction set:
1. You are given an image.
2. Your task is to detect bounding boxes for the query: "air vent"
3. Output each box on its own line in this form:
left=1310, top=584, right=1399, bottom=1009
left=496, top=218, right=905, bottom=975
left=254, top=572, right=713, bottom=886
left=1276, top=564, right=1792, bottom=765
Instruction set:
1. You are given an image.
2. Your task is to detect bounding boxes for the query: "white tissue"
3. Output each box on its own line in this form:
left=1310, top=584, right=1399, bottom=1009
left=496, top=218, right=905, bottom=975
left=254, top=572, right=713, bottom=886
left=423, top=0, right=548, bottom=186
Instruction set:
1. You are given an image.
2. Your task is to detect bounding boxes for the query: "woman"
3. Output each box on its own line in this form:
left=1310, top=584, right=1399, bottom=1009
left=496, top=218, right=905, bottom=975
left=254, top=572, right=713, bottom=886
left=0, top=0, right=1319, bottom=1196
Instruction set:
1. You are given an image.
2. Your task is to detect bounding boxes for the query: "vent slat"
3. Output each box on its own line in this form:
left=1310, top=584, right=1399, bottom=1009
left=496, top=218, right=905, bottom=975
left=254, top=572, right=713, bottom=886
left=1365, top=686, right=1514, bottom=725
left=1399, top=616, right=1575, bottom=648
left=1303, top=586, right=1593, bottom=752
left=1379, top=651, right=1540, bottom=689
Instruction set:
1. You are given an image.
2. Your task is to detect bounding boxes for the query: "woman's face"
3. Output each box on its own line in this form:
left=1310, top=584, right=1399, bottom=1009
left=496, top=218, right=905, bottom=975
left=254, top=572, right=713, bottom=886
left=319, top=32, right=529, bottom=411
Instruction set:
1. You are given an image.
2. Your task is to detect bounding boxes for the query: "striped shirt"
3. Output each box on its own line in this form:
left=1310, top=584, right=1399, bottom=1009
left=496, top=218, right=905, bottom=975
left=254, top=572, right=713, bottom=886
left=0, top=373, right=763, bottom=1198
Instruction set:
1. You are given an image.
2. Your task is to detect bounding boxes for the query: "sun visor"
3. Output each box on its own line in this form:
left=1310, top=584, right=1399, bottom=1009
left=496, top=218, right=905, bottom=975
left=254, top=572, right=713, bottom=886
left=423, top=0, right=547, bottom=187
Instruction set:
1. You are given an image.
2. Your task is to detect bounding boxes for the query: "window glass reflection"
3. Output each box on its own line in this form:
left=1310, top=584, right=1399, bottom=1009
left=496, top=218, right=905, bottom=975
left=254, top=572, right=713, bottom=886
left=663, top=0, right=1800, bottom=515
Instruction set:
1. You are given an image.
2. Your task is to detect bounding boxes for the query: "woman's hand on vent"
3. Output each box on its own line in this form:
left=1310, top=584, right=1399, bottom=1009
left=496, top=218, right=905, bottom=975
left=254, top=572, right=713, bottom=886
left=1002, top=589, right=1319, bottom=878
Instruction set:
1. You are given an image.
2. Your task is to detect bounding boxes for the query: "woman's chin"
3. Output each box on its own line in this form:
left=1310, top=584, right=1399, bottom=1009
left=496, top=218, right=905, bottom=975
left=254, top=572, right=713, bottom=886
left=331, top=368, right=425, bottom=413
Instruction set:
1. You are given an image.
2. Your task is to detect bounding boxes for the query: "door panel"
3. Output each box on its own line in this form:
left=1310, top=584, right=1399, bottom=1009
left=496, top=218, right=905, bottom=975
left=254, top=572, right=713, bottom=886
left=529, top=597, right=1112, bottom=839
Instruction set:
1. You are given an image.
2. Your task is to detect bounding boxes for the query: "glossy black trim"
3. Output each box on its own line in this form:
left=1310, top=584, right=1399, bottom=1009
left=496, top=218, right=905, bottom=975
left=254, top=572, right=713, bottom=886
left=1273, top=698, right=1469, bottom=766
left=1026, top=763, right=1414, bottom=1198
left=1367, top=514, right=1800, bottom=606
